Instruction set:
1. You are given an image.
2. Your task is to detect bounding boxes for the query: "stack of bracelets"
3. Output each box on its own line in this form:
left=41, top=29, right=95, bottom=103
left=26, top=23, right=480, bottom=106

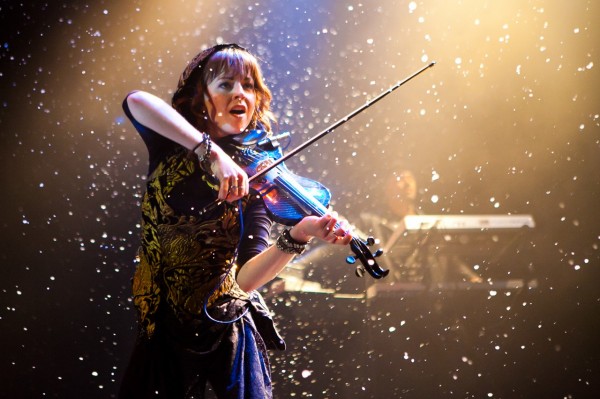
left=276, top=228, right=308, bottom=255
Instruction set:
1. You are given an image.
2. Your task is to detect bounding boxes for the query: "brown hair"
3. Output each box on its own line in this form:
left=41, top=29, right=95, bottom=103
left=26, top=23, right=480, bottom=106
left=172, top=44, right=276, bottom=134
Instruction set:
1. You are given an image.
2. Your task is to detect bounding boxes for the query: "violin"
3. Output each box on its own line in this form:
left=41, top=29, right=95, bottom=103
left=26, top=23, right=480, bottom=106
left=229, top=132, right=388, bottom=280
left=204, top=62, right=436, bottom=279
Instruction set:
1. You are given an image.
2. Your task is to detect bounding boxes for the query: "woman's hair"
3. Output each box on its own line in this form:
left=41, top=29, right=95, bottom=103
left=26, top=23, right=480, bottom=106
left=172, top=44, right=276, bottom=134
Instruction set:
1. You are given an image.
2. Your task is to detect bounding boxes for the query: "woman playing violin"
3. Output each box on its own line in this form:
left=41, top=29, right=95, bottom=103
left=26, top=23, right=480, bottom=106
left=118, top=43, right=352, bottom=399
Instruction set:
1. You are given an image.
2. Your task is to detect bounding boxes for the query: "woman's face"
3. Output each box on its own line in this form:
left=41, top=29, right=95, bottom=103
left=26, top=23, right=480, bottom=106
left=204, top=71, right=257, bottom=139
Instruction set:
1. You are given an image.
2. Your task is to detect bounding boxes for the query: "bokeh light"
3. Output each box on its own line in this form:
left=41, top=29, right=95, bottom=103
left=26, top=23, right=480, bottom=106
left=1, top=1, right=598, bottom=397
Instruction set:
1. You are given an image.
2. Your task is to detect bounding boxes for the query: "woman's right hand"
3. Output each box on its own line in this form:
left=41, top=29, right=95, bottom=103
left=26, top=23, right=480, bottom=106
left=208, top=145, right=249, bottom=201
left=125, top=91, right=250, bottom=202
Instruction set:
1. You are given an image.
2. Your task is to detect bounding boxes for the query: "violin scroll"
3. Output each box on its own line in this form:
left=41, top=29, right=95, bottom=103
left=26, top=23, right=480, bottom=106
left=346, top=236, right=388, bottom=279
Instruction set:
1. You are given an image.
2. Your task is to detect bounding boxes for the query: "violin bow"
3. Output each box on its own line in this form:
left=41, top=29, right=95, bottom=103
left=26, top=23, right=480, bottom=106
left=249, top=61, right=436, bottom=181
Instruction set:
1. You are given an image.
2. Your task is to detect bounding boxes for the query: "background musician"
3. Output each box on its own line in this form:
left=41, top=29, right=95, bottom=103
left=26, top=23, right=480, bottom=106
left=360, top=170, right=482, bottom=286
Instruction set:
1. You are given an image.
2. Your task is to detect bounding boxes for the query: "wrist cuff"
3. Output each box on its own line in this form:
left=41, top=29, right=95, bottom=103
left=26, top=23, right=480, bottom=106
left=276, top=228, right=307, bottom=255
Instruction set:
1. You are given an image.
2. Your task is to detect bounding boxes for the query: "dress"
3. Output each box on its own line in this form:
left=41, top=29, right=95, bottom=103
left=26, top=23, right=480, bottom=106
left=119, top=95, right=285, bottom=399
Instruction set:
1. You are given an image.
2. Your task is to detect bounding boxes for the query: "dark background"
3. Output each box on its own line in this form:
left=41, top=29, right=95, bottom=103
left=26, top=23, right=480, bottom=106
left=1, top=0, right=599, bottom=397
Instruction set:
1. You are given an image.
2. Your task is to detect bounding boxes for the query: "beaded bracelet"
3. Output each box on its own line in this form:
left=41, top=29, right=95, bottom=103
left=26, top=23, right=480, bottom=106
left=276, top=228, right=308, bottom=255
left=192, top=133, right=207, bottom=153
left=192, top=133, right=212, bottom=164
left=200, top=135, right=212, bottom=164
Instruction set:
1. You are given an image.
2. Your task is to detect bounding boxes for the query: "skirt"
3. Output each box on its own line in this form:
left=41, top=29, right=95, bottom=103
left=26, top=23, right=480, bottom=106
left=118, top=292, right=285, bottom=399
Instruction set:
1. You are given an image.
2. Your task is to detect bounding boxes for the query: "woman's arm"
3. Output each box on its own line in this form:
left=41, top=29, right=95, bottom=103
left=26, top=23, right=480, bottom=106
left=125, top=91, right=248, bottom=201
left=236, top=214, right=352, bottom=292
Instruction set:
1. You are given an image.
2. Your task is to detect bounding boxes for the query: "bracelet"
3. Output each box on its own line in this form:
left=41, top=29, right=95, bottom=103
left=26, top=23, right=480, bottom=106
left=192, top=133, right=207, bottom=153
left=200, top=135, right=212, bottom=164
left=276, top=228, right=307, bottom=255
left=192, top=133, right=212, bottom=164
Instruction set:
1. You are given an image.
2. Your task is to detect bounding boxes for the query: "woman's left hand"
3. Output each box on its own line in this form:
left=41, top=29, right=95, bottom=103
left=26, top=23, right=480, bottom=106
left=289, top=213, right=353, bottom=245
left=236, top=212, right=352, bottom=293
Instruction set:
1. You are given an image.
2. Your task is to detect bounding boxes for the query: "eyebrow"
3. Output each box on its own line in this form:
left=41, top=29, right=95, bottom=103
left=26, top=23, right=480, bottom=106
left=218, top=74, right=254, bottom=81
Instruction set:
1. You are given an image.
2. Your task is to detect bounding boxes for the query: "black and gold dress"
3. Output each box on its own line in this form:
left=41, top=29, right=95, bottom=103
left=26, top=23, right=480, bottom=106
left=119, top=97, right=285, bottom=399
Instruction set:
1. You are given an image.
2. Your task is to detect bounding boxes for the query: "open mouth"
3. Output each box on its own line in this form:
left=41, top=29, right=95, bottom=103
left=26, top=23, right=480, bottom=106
left=230, top=108, right=246, bottom=115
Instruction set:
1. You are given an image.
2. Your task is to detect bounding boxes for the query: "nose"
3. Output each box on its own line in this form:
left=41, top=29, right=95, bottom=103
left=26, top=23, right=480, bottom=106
left=232, top=82, right=246, bottom=98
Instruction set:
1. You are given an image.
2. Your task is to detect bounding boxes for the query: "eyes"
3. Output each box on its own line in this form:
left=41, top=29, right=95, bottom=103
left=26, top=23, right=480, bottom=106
left=215, top=77, right=256, bottom=92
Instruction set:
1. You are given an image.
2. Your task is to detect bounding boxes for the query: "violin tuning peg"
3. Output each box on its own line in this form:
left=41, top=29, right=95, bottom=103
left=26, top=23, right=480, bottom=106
left=373, top=249, right=384, bottom=258
left=346, top=255, right=356, bottom=265
left=366, top=236, right=375, bottom=246
left=355, top=266, right=365, bottom=278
